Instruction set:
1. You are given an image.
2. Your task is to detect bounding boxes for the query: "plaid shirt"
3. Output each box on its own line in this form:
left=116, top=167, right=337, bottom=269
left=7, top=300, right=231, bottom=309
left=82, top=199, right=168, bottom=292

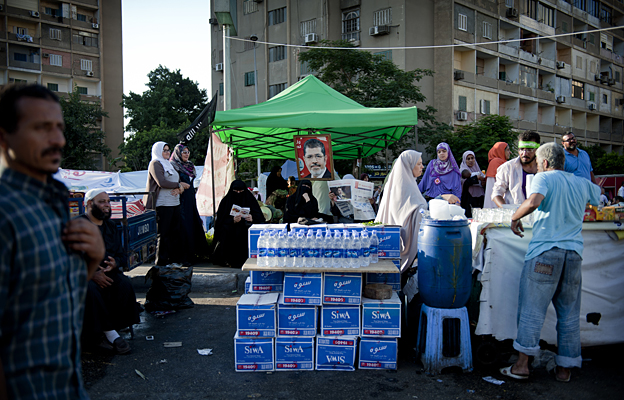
left=0, top=169, right=89, bottom=400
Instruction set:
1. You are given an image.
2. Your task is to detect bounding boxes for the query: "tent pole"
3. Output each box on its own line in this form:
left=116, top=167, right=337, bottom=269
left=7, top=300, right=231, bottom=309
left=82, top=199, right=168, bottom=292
left=357, top=146, right=362, bottom=178
left=210, top=127, right=216, bottom=219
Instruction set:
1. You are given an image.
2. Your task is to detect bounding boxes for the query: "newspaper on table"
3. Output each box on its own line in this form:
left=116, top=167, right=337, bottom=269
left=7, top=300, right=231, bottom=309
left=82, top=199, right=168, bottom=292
left=230, top=204, right=250, bottom=217
left=328, top=179, right=376, bottom=220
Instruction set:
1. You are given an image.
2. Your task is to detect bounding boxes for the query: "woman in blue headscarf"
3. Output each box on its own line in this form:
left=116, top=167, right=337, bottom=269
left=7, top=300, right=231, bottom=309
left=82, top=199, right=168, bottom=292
left=418, top=142, right=461, bottom=203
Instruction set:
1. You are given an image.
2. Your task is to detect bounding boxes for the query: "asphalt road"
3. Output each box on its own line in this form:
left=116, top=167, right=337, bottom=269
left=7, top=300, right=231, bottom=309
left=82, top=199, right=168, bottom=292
left=83, top=292, right=624, bottom=400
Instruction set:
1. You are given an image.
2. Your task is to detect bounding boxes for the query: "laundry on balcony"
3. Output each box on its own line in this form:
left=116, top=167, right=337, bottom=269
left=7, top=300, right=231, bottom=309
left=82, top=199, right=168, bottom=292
left=16, top=34, right=34, bottom=43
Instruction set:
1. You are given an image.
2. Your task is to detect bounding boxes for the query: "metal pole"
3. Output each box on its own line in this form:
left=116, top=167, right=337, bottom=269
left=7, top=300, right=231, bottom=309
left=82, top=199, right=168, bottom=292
left=253, top=42, right=258, bottom=105
left=223, top=25, right=231, bottom=111
left=210, top=127, right=216, bottom=219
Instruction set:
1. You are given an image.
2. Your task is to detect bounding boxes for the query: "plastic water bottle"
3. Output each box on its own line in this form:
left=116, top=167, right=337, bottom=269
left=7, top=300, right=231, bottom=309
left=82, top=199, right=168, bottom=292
left=294, top=230, right=305, bottom=267
left=332, top=230, right=343, bottom=267
left=323, top=229, right=333, bottom=267
left=303, top=230, right=313, bottom=267
left=287, top=231, right=296, bottom=267
left=314, top=230, right=323, bottom=268
left=267, top=230, right=277, bottom=267
left=277, top=229, right=287, bottom=267
left=360, top=230, right=371, bottom=267
left=257, top=230, right=268, bottom=267
left=349, top=231, right=359, bottom=268
left=370, top=230, right=379, bottom=264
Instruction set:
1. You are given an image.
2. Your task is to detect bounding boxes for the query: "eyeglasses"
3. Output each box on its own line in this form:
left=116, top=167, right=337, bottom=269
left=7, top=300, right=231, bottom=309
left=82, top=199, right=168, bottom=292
left=163, top=149, right=171, bottom=153
left=181, top=151, right=190, bottom=154
left=562, top=138, right=576, bottom=142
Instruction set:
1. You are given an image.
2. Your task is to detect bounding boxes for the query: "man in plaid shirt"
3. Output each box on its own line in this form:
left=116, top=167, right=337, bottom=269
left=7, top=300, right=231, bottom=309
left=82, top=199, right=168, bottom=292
left=0, top=84, right=104, bottom=399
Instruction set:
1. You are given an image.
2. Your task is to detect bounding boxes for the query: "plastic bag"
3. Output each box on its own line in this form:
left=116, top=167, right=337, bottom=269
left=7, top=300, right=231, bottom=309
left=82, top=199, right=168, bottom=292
left=144, top=263, right=194, bottom=312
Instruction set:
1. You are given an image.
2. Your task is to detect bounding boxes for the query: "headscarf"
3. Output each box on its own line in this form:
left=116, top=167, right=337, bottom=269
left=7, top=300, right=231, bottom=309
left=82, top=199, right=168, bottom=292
left=342, top=174, right=355, bottom=180
left=360, top=173, right=369, bottom=181
left=151, top=141, right=175, bottom=175
left=284, top=179, right=319, bottom=222
left=428, top=143, right=461, bottom=177
left=486, top=142, right=509, bottom=178
left=266, top=166, right=287, bottom=198
left=460, top=150, right=485, bottom=197
left=169, top=143, right=196, bottom=179
left=216, top=180, right=263, bottom=222
left=375, top=150, right=428, bottom=272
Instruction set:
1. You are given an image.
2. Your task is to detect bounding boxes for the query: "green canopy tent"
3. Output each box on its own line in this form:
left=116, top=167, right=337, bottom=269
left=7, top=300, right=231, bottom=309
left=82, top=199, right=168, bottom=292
left=210, top=75, right=418, bottom=160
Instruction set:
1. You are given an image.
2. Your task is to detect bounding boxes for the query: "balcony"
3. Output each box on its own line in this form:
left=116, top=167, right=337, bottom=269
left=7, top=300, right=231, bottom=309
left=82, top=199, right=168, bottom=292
left=518, top=120, right=537, bottom=131
left=519, top=49, right=539, bottom=64
left=475, top=74, right=498, bottom=89
left=499, top=44, right=519, bottom=58
left=8, top=33, right=40, bottom=45
left=536, top=89, right=556, bottom=102
left=538, top=123, right=555, bottom=133
left=455, top=70, right=475, bottom=84
left=499, top=80, right=520, bottom=94
left=540, top=58, right=556, bottom=70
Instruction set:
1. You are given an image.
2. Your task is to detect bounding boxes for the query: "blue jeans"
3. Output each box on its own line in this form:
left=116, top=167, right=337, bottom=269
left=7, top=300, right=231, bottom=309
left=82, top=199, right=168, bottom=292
left=513, top=247, right=583, bottom=368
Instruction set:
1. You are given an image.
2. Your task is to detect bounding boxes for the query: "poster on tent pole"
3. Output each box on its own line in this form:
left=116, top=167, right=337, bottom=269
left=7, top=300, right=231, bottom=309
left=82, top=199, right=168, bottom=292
left=196, top=131, right=235, bottom=217
left=328, top=179, right=376, bottom=220
left=293, top=134, right=335, bottom=181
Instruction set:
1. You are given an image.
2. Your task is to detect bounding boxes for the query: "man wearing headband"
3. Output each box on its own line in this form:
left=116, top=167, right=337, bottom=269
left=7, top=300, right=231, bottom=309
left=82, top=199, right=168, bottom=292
left=80, top=190, right=140, bottom=355
left=492, top=131, right=541, bottom=207
left=561, top=132, right=597, bottom=184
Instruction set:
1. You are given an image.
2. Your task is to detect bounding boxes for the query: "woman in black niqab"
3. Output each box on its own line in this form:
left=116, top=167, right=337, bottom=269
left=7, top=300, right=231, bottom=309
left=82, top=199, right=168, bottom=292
left=283, top=179, right=321, bottom=223
left=211, top=180, right=265, bottom=268
left=266, top=166, right=288, bottom=199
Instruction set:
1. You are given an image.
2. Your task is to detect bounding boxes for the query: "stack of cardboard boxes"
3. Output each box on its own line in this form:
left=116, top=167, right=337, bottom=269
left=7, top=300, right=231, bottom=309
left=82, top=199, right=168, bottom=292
left=234, top=223, right=402, bottom=372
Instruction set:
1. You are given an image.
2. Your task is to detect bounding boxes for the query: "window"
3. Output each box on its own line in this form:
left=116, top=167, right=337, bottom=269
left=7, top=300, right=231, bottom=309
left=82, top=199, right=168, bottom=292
left=219, top=83, right=223, bottom=96
left=243, top=0, right=258, bottom=15
left=50, top=54, right=62, bottom=66
left=373, top=8, right=392, bottom=26
left=73, top=32, right=98, bottom=47
left=458, top=96, right=467, bottom=111
left=603, top=94, right=608, bottom=104
left=269, top=83, right=287, bottom=98
left=76, top=14, right=87, bottom=22
left=458, top=14, right=467, bottom=31
left=244, top=71, right=255, bottom=86
left=300, top=19, right=316, bottom=37
left=15, top=27, right=28, bottom=35
left=600, top=33, right=613, bottom=51
left=50, top=28, right=62, bottom=40
left=374, top=50, right=392, bottom=61
left=77, top=86, right=88, bottom=95
left=342, top=9, right=360, bottom=42
left=562, top=21, right=568, bottom=33
left=14, top=53, right=27, bottom=62
left=524, top=0, right=537, bottom=19
left=589, top=92, right=595, bottom=102
left=537, top=3, right=554, bottom=27
left=589, top=33, right=595, bottom=45
left=519, top=65, right=538, bottom=88
left=268, top=7, right=286, bottom=26
left=600, top=6, right=612, bottom=25
left=81, top=59, right=92, bottom=71
left=47, top=83, right=59, bottom=91
left=590, top=61, right=596, bottom=73
left=481, top=100, right=491, bottom=115
left=269, top=46, right=286, bottom=62
left=572, top=80, right=584, bottom=99
left=483, top=22, right=492, bottom=39
left=616, top=71, right=621, bottom=82
left=576, top=56, right=583, bottom=69
left=506, top=0, right=514, bottom=7
left=44, top=7, right=59, bottom=17
left=300, top=61, right=314, bottom=76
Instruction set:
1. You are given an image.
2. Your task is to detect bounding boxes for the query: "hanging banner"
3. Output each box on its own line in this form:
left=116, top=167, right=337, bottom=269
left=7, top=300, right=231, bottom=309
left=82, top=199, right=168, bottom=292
left=177, top=91, right=218, bottom=144
left=197, top=131, right=233, bottom=217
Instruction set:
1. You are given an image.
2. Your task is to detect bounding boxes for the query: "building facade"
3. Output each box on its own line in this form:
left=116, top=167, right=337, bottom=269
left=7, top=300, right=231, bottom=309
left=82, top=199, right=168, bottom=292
left=0, top=0, right=124, bottom=169
left=210, top=0, right=624, bottom=154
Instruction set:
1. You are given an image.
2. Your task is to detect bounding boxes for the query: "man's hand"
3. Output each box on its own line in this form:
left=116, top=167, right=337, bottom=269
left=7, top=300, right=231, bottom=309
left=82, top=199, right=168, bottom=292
left=233, top=215, right=242, bottom=223
left=92, top=268, right=114, bottom=288
left=102, top=256, right=117, bottom=272
left=511, top=219, right=524, bottom=238
left=62, top=218, right=104, bottom=279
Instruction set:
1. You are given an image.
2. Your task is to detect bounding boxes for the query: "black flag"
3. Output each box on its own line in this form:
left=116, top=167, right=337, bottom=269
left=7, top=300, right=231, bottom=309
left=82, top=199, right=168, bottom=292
left=177, top=91, right=218, bottom=144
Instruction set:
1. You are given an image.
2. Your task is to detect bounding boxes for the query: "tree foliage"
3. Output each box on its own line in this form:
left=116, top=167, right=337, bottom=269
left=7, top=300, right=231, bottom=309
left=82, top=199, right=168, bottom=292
left=60, top=89, right=111, bottom=170
left=420, top=114, right=517, bottom=168
left=580, top=143, right=624, bottom=175
left=122, top=65, right=208, bottom=133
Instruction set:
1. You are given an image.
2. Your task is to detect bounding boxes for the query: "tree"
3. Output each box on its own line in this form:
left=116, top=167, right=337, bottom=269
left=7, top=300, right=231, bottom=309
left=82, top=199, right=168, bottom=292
left=60, top=88, right=111, bottom=170
left=593, top=152, right=624, bottom=175
left=419, top=114, right=517, bottom=169
left=122, top=65, right=208, bottom=133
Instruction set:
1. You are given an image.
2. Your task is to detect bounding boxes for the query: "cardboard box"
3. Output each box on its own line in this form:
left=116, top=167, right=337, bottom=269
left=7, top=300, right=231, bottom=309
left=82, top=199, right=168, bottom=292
left=601, top=206, right=616, bottom=221
left=250, top=271, right=284, bottom=293
left=275, top=337, right=315, bottom=371
left=365, top=260, right=401, bottom=291
left=323, top=272, right=362, bottom=305
left=277, top=294, right=317, bottom=337
left=321, top=305, right=361, bottom=336
left=316, top=336, right=358, bottom=371
left=234, top=335, right=275, bottom=372
left=283, top=273, right=322, bottom=305
left=248, top=224, right=288, bottom=258
left=236, top=293, right=279, bottom=337
left=358, top=338, right=398, bottom=370
left=361, top=292, right=401, bottom=337
left=614, top=206, right=624, bottom=221
left=245, top=276, right=250, bottom=294
left=343, top=224, right=401, bottom=259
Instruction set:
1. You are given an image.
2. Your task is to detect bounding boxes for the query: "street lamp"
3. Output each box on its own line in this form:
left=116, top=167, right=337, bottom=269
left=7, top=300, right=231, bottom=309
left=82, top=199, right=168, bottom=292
left=250, top=34, right=258, bottom=105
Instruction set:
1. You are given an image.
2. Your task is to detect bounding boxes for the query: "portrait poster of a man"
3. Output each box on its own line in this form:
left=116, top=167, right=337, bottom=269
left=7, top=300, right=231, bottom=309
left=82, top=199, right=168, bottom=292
left=294, top=134, right=334, bottom=181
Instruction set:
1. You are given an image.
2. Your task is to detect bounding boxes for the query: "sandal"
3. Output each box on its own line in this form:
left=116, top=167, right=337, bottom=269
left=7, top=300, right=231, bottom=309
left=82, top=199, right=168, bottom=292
left=99, top=337, right=131, bottom=355
left=500, top=365, right=529, bottom=380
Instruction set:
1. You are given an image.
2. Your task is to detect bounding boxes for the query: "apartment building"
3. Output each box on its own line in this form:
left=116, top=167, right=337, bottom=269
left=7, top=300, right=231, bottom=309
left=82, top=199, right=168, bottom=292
left=211, top=0, right=624, bottom=154
left=0, top=0, right=123, bottom=170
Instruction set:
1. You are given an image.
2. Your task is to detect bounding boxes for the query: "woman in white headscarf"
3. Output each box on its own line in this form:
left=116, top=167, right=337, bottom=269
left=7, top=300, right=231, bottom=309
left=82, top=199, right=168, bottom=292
left=144, top=141, right=188, bottom=265
left=375, top=150, right=427, bottom=274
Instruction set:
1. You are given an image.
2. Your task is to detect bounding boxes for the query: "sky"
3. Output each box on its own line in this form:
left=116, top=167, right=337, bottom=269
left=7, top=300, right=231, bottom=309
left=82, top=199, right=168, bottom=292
left=122, top=0, right=212, bottom=98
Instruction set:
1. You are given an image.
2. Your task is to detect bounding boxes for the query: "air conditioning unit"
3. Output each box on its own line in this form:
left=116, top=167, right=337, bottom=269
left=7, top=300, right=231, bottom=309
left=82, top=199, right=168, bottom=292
left=589, top=103, right=597, bottom=111
left=369, top=25, right=390, bottom=36
left=92, top=23, right=99, bottom=29
left=454, top=70, right=465, bottom=80
left=349, top=39, right=360, bottom=47
left=480, top=99, right=488, bottom=114
left=556, top=95, right=566, bottom=103
left=506, top=8, right=518, bottom=18
left=215, top=63, right=223, bottom=71
left=86, top=71, right=94, bottom=77
left=42, top=53, right=50, bottom=58
left=608, top=78, right=615, bottom=85
left=305, top=33, right=318, bottom=44
left=457, top=111, right=468, bottom=121
left=600, top=75, right=608, bottom=84
left=556, top=61, right=565, bottom=69
left=208, top=18, right=218, bottom=25
left=30, top=11, right=40, bottom=17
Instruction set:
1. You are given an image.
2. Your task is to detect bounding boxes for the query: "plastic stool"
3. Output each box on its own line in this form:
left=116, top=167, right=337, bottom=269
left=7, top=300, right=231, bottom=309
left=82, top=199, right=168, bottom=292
left=416, top=304, right=473, bottom=375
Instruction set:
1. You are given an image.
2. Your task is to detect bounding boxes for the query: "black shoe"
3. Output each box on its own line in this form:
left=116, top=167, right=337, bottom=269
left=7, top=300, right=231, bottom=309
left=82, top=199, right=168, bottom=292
left=99, top=337, right=131, bottom=355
